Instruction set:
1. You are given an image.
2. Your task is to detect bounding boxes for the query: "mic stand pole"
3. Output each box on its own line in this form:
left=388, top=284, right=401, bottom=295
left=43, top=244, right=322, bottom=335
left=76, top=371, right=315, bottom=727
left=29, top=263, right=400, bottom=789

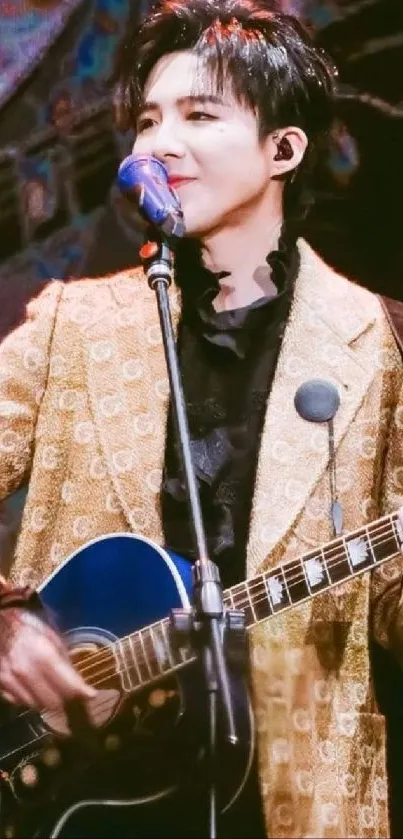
left=140, top=237, right=243, bottom=839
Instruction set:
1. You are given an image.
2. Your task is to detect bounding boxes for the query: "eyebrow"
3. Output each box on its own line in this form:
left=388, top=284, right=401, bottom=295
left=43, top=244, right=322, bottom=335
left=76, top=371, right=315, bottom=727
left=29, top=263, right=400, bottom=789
left=137, top=94, right=226, bottom=116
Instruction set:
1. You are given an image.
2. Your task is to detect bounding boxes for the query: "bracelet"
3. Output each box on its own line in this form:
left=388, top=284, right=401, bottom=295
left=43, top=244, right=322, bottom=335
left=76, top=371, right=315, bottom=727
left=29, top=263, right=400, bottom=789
left=0, top=582, right=42, bottom=613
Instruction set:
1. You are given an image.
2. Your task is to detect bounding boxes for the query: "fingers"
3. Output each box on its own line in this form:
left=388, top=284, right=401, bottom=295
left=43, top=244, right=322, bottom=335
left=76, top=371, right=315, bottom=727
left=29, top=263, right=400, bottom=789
left=43, top=654, right=97, bottom=704
left=0, top=625, right=97, bottom=710
left=0, top=678, right=38, bottom=708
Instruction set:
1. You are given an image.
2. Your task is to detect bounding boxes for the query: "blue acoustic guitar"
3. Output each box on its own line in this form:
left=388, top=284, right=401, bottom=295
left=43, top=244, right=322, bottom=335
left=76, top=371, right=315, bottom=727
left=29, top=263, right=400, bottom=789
left=0, top=510, right=402, bottom=838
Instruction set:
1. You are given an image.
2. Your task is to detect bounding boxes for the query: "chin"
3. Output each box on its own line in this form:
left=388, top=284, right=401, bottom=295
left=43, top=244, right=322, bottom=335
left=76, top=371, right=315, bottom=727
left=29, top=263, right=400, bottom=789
left=181, top=211, right=221, bottom=239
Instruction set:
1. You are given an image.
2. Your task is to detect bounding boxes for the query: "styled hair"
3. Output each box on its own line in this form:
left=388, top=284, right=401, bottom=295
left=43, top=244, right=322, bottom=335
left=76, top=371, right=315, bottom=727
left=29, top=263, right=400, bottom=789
left=113, top=0, right=338, bottom=290
left=116, top=1, right=334, bottom=129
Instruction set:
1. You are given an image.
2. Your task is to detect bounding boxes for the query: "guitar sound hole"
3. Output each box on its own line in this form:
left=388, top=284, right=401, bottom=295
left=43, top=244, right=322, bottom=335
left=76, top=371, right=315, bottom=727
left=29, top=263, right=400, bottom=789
left=42, top=644, right=122, bottom=737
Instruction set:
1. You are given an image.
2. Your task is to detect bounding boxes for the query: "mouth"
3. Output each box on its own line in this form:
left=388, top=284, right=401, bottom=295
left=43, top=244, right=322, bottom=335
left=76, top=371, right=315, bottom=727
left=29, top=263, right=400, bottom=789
left=168, top=177, right=196, bottom=189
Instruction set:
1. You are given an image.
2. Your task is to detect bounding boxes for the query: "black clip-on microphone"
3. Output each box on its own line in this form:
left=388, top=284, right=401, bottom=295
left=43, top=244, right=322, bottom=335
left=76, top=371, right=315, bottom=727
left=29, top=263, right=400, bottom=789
left=118, top=154, right=245, bottom=838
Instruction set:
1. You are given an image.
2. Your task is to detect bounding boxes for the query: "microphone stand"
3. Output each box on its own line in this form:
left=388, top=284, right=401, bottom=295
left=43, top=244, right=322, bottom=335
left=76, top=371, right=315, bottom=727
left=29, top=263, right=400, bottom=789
left=140, top=236, right=245, bottom=839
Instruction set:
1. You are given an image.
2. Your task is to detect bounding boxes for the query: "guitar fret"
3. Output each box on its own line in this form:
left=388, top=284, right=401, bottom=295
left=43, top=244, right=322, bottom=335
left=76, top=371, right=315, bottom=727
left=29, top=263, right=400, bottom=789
left=231, top=583, right=249, bottom=613
left=149, top=623, right=172, bottom=674
left=365, top=525, right=377, bottom=564
left=345, top=529, right=374, bottom=573
left=302, top=548, right=330, bottom=594
left=282, top=560, right=309, bottom=604
left=264, top=567, right=292, bottom=611
left=114, top=639, right=140, bottom=692
left=230, top=584, right=253, bottom=624
left=138, top=630, right=155, bottom=681
left=391, top=516, right=403, bottom=556
left=141, top=626, right=163, bottom=679
left=248, top=575, right=272, bottom=624
left=325, top=538, right=352, bottom=583
left=245, top=581, right=257, bottom=624
left=374, top=515, right=402, bottom=562
left=320, top=548, right=332, bottom=583
left=279, top=567, right=292, bottom=605
left=300, top=559, right=313, bottom=594
left=128, top=635, right=146, bottom=685
left=342, top=535, right=354, bottom=575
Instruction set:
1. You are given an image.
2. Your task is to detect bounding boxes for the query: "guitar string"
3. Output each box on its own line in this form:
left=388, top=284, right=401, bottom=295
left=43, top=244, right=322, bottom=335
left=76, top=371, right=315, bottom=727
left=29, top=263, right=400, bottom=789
left=74, top=517, right=398, bottom=672
left=73, top=515, right=398, bottom=678
left=2, top=520, right=399, bottom=737
left=66, top=518, right=400, bottom=684
left=39, top=523, right=403, bottom=733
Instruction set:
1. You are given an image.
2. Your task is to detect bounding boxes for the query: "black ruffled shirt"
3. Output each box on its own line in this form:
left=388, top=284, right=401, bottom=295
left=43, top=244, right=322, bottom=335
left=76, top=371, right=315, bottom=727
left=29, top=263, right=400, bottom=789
left=160, top=244, right=298, bottom=838
left=161, top=244, right=299, bottom=590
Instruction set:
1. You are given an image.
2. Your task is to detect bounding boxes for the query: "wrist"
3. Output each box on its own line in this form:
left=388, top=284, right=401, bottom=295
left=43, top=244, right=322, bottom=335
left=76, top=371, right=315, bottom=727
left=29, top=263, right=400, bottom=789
left=0, top=580, right=42, bottom=613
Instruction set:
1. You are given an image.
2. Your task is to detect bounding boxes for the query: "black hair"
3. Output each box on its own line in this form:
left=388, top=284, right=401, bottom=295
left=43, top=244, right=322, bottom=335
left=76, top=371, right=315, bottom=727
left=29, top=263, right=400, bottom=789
left=113, top=0, right=338, bottom=292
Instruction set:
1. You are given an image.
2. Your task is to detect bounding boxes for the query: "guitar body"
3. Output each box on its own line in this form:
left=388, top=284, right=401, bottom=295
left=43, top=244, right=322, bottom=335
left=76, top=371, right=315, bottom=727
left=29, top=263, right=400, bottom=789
left=0, top=535, right=254, bottom=839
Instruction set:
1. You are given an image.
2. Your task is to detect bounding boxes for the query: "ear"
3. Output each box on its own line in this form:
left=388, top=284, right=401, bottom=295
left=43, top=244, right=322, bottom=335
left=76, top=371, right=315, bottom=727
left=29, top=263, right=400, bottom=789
left=268, top=126, right=308, bottom=178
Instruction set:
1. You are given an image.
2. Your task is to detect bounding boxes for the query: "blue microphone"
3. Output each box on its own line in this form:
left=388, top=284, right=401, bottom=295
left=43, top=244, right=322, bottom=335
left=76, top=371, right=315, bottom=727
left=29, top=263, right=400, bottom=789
left=117, top=154, right=185, bottom=238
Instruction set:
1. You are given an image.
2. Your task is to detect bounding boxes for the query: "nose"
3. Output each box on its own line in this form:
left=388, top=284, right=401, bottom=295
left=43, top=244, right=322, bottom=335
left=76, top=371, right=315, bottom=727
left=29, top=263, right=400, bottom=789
left=147, top=119, right=186, bottom=163
left=153, top=122, right=185, bottom=162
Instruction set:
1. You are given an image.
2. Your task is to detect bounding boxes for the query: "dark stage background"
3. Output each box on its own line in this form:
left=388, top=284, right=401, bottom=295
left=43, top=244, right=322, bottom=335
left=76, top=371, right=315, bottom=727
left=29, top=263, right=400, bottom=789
left=0, top=0, right=402, bottom=345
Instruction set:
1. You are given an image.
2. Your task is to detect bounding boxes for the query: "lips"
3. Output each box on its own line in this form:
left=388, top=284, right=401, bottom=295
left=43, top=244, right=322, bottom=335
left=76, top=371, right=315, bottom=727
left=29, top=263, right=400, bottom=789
left=168, top=177, right=195, bottom=189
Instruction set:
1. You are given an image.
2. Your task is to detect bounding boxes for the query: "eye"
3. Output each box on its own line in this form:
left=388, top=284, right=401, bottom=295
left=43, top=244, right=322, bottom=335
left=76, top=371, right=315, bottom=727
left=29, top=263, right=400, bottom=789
left=136, top=117, right=156, bottom=133
left=187, top=110, right=216, bottom=122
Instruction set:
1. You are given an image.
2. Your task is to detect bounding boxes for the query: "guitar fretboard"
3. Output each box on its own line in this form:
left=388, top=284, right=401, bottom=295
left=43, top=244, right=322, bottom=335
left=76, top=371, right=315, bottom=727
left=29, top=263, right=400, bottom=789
left=224, top=511, right=402, bottom=627
left=112, top=511, right=403, bottom=692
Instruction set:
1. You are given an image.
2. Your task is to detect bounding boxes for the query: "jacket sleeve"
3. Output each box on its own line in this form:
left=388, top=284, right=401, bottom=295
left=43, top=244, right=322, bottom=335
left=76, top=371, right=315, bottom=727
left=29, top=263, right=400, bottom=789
left=370, top=356, right=403, bottom=663
left=0, top=282, right=64, bottom=505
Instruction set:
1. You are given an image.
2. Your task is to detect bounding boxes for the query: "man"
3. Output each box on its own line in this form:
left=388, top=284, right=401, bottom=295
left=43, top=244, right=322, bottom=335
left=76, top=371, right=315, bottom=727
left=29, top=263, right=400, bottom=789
left=0, top=1, right=403, bottom=837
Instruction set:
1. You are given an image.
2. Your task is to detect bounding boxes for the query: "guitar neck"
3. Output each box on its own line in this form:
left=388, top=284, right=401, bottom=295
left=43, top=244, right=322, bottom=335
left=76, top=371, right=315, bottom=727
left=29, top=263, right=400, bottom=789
left=224, top=510, right=403, bottom=628
left=114, top=511, right=403, bottom=690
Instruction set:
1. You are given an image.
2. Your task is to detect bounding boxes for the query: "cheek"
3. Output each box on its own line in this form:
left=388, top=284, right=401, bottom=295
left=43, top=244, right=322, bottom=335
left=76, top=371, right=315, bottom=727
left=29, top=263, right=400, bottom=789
left=198, top=158, right=267, bottom=202
left=197, top=130, right=264, bottom=180
left=132, top=136, right=150, bottom=155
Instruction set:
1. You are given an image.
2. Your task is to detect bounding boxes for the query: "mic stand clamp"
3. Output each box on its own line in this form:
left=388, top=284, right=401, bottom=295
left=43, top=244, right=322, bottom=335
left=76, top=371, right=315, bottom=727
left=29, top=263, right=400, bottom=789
left=139, top=236, right=247, bottom=839
left=171, top=598, right=247, bottom=679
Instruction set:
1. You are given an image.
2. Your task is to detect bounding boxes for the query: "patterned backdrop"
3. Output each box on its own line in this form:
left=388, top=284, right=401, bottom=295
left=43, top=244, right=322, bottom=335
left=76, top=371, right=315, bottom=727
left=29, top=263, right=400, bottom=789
left=0, top=0, right=401, bottom=340
left=0, top=0, right=83, bottom=109
left=0, top=0, right=146, bottom=339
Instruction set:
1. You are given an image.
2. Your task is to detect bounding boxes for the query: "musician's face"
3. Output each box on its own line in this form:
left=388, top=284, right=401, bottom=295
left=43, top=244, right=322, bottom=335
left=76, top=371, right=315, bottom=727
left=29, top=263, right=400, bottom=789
left=132, top=50, right=276, bottom=238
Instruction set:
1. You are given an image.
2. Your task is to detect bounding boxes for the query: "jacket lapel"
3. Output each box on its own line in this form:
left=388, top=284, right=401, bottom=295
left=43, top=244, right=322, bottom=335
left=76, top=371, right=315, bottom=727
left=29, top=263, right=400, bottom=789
left=83, top=273, right=181, bottom=539
left=246, top=240, right=380, bottom=578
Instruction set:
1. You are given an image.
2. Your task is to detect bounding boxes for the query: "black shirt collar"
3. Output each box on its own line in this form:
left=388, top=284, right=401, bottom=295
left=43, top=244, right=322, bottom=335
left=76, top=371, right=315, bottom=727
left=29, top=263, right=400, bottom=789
left=175, top=236, right=299, bottom=359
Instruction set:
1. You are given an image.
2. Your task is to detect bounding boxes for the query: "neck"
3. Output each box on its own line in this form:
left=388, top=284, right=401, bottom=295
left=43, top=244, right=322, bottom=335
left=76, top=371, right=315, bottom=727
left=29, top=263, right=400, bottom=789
left=200, top=200, right=284, bottom=312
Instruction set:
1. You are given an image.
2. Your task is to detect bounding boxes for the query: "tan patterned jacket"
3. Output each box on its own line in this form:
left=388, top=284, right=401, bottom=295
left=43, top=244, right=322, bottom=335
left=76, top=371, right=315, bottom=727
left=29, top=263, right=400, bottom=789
left=1, top=240, right=403, bottom=838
